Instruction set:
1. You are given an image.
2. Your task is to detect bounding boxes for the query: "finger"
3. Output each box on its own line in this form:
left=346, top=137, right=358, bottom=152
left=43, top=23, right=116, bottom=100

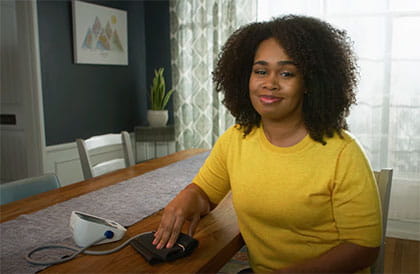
left=188, top=214, right=200, bottom=236
left=156, top=227, right=173, bottom=249
left=153, top=219, right=167, bottom=245
left=165, top=216, right=185, bottom=248
left=152, top=227, right=163, bottom=245
left=153, top=213, right=176, bottom=248
left=153, top=222, right=164, bottom=241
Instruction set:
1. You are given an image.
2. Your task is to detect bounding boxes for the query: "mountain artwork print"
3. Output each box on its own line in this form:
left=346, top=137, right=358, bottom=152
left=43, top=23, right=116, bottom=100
left=72, top=1, right=128, bottom=65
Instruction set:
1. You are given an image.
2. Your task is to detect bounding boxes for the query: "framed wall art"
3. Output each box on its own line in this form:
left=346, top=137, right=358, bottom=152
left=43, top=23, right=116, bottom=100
left=72, top=0, right=128, bottom=65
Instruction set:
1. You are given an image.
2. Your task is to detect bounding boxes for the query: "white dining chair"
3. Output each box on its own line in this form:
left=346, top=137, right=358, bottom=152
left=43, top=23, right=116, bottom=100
left=370, top=168, right=393, bottom=274
left=76, top=131, right=135, bottom=180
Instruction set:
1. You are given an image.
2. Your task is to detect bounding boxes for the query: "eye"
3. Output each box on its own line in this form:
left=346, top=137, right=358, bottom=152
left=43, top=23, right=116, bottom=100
left=253, top=69, right=267, bottom=76
left=280, top=71, right=295, bottom=77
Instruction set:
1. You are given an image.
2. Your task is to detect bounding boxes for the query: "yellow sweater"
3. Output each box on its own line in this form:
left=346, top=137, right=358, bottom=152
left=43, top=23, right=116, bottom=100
left=193, top=125, right=382, bottom=273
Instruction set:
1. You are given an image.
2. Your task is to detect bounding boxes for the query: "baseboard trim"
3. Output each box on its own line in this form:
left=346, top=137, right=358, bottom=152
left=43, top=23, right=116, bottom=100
left=387, top=219, right=420, bottom=241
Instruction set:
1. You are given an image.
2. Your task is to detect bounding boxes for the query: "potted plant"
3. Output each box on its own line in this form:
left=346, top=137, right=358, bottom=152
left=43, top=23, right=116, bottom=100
left=147, top=68, right=175, bottom=127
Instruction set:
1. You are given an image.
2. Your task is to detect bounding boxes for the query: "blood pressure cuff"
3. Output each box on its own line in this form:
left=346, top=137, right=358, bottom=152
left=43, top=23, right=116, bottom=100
left=130, top=231, right=199, bottom=265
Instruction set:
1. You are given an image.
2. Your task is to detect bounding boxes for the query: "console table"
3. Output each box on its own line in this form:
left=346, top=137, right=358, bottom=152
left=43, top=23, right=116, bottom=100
left=134, top=125, right=176, bottom=162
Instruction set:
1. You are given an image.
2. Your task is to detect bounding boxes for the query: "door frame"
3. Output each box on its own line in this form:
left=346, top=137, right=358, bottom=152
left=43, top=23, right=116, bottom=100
left=16, top=0, right=45, bottom=176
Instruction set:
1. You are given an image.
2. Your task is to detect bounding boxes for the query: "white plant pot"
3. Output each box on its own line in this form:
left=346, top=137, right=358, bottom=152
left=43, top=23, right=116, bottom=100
left=147, top=110, right=168, bottom=127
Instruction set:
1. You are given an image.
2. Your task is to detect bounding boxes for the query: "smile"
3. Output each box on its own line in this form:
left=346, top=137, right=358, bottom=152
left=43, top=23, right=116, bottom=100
left=259, top=95, right=283, bottom=104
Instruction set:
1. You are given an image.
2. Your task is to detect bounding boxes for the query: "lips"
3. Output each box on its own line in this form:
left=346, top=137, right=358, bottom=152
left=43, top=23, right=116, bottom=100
left=259, top=95, right=283, bottom=104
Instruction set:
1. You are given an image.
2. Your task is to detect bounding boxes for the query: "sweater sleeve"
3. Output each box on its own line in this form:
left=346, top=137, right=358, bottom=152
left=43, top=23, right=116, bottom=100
left=192, top=127, right=233, bottom=205
left=332, top=139, right=382, bottom=247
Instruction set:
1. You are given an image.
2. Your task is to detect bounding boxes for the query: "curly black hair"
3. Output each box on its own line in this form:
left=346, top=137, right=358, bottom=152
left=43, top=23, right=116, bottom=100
left=213, top=15, right=358, bottom=145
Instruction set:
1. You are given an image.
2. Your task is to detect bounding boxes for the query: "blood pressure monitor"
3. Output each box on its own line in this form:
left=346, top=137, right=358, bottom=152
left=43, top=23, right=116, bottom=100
left=69, top=211, right=126, bottom=247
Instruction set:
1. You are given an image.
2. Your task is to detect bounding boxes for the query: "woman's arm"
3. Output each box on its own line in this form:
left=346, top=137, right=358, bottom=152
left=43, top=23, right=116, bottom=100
left=153, top=183, right=212, bottom=249
left=275, top=242, right=379, bottom=273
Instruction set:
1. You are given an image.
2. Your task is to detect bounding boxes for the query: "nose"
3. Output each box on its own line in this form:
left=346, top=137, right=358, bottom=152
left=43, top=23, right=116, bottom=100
left=263, top=73, right=279, bottom=90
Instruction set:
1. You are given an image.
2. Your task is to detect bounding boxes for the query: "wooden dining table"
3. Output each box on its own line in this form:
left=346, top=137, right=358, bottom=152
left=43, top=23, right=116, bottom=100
left=0, top=149, right=245, bottom=273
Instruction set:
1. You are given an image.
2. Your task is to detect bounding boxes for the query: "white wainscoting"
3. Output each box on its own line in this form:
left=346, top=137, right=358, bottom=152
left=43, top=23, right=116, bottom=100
left=387, top=180, right=420, bottom=241
left=387, top=219, right=420, bottom=241
left=44, top=134, right=175, bottom=186
left=44, top=142, right=85, bottom=186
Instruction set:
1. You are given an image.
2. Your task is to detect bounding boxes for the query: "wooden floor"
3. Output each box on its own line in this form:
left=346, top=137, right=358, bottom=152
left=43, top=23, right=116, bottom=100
left=384, top=237, right=420, bottom=274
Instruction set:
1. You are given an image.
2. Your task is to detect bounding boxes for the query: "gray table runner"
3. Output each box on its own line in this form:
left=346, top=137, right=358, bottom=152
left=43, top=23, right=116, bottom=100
left=0, top=152, right=209, bottom=274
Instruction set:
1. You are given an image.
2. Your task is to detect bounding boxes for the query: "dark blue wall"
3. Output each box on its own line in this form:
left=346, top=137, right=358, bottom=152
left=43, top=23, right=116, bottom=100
left=37, top=0, right=171, bottom=145
left=144, top=0, right=173, bottom=122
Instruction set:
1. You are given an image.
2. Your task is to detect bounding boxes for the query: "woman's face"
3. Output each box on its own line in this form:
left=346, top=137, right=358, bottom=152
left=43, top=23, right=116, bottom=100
left=249, top=38, right=305, bottom=124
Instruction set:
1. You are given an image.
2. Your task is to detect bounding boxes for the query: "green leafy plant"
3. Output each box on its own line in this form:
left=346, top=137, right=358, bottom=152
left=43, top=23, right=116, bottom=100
left=150, top=68, right=175, bottom=110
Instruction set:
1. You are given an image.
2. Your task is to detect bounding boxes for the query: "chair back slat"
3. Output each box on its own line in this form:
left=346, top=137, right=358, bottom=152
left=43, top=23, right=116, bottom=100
left=76, top=131, right=135, bottom=180
left=84, top=134, right=123, bottom=150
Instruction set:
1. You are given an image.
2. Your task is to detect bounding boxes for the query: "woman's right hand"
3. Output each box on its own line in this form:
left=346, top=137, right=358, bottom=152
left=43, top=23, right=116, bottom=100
left=152, top=183, right=211, bottom=249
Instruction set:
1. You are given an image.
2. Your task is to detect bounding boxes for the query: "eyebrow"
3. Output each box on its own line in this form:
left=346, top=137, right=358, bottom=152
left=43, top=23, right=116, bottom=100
left=253, top=60, right=298, bottom=66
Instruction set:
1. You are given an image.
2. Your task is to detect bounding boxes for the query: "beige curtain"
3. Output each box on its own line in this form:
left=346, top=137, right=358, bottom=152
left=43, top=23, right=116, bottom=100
left=169, top=0, right=256, bottom=150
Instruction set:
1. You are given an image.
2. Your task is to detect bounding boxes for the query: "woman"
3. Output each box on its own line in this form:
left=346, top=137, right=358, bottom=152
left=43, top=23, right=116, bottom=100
left=153, top=15, right=382, bottom=273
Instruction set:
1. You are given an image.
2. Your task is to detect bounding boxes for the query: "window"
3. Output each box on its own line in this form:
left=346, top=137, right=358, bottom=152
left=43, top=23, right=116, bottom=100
left=258, top=0, right=420, bottom=240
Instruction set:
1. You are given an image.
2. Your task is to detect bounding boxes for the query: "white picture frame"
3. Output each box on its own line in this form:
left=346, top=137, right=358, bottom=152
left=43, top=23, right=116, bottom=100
left=72, top=0, right=128, bottom=65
